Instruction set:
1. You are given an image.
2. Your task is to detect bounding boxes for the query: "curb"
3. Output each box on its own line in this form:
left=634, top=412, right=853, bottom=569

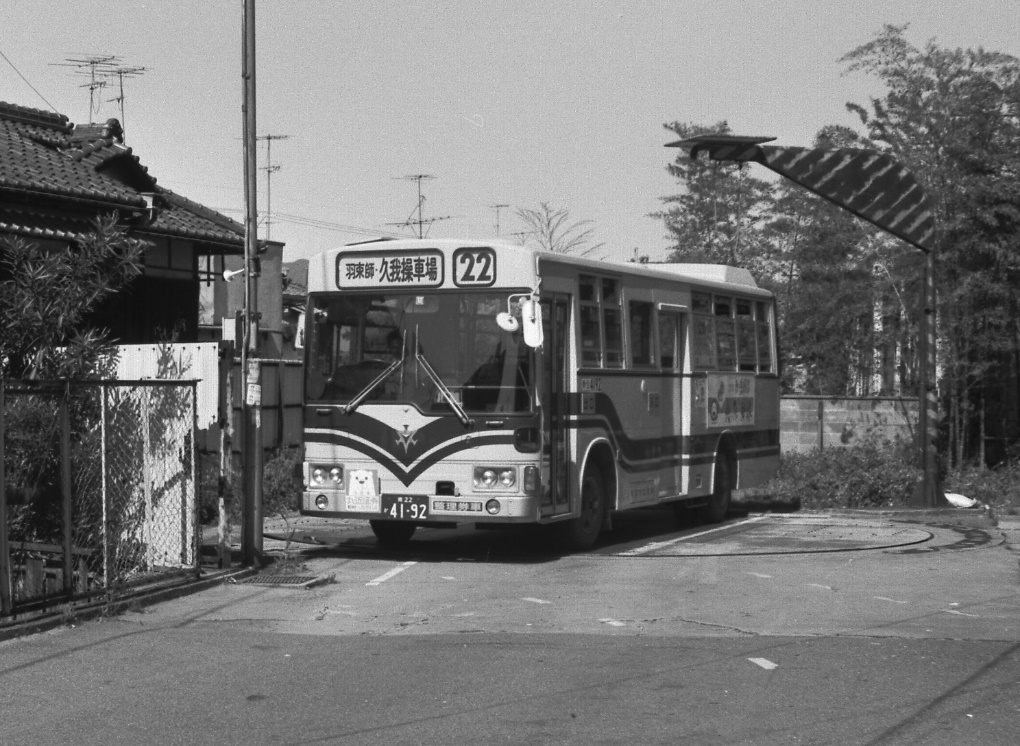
left=0, top=566, right=257, bottom=644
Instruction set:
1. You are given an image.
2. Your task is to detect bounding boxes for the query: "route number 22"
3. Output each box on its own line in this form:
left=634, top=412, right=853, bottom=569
left=453, top=248, right=496, bottom=287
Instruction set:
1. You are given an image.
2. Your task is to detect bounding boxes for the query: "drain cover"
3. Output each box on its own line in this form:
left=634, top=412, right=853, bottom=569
left=242, top=574, right=320, bottom=587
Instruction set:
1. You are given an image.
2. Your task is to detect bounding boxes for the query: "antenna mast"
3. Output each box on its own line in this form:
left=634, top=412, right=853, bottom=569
left=106, top=65, right=148, bottom=141
left=490, top=203, right=509, bottom=237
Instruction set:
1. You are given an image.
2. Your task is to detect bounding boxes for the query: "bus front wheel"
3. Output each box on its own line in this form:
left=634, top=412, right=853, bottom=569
left=566, top=467, right=606, bottom=549
left=370, top=520, right=417, bottom=544
left=701, top=457, right=732, bottom=524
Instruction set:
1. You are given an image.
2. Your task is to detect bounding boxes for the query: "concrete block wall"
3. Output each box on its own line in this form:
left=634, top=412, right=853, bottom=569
left=780, top=396, right=918, bottom=454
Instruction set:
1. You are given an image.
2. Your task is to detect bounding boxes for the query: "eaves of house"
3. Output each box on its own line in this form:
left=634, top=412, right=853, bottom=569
left=0, top=101, right=243, bottom=249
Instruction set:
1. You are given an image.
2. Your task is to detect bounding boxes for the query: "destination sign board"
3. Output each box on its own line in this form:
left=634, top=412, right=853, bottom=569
left=336, top=250, right=445, bottom=289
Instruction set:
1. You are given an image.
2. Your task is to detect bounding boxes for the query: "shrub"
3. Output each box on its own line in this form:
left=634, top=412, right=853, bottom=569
left=755, top=437, right=921, bottom=510
left=945, top=460, right=1020, bottom=516
left=262, top=447, right=304, bottom=519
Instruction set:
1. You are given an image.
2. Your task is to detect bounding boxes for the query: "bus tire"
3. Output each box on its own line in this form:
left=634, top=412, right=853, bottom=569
left=701, top=457, right=732, bottom=524
left=370, top=520, right=417, bottom=544
left=566, top=466, right=606, bottom=549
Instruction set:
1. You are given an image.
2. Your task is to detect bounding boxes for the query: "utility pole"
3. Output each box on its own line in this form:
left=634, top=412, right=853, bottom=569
left=490, top=203, right=509, bottom=237
left=257, top=134, right=289, bottom=241
left=240, top=0, right=263, bottom=566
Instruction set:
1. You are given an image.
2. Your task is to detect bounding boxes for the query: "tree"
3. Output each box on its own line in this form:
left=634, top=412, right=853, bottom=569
left=656, top=120, right=777, bottom=275
left=0, top=214, right=144, bottom=379
left=515, top=202, right=605, bottom=257
left=841, top=24, right=1020, bottom=464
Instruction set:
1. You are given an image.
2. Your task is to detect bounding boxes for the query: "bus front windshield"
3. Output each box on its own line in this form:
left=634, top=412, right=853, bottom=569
left=305, top=292, right=533, bottom=415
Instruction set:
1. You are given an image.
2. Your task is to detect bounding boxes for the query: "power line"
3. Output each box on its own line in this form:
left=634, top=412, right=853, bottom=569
left=0, top=47, right=59, bottom=112
left=214, top=207, right=405, bottom=239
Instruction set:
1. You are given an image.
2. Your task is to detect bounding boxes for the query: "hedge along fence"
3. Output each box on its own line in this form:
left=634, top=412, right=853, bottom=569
left=1, top=379, right=199, bottom=618
left=780, top=396, right=918, bottom=454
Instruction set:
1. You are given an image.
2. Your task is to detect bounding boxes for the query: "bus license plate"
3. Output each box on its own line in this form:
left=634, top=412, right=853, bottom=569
left=381, top=495, right=428, bottom=520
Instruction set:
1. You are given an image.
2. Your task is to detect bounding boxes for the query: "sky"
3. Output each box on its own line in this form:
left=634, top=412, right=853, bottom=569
left=3, top=1, right=1020, bottom=264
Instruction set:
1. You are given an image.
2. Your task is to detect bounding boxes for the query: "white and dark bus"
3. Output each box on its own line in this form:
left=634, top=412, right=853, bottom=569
left=300, top=238, right=779, bottom=548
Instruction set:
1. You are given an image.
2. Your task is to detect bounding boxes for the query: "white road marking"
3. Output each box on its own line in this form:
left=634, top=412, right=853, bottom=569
left=808, top=583, right=833, bottom=590
left=748, top=657, right=778, bottom=670
left=521, top=597, right=551, bottom=604
left=874, top=596, right=907, bottom=604
left=366, top=561, right=417, bottom=586
left=619, top=515, right=769, bottom=556
left=748, top=572, right=772, bottom=578
left=598, top=618, right=626, bottom=627
left=944, top=609, right=979, bottom=617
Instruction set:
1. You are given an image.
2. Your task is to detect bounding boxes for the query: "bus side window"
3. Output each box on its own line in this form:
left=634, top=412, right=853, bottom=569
left=658, top=313, right=677, bottom=370
left=736, top=297, right=757, bottom=372
left=629, top=300, right=655, bottom=367
left=714, top=295, right=736, bottom=371
left=756, top=300, right=773, bottom=372
left=602, top=279, right=623, bottom=368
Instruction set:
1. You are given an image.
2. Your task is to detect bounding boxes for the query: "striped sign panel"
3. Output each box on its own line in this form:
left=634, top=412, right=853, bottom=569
left=757, top=146, right=935, bottom=253
left=667, top=137, right=935, bottom=253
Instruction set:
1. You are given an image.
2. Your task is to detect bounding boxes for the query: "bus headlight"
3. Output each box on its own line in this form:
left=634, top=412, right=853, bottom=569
left=314, top=495, right=330, bottom=510
left=310, top=465, right=344, bottom=487
left=485, top=499, right=501, bottom=515
left=473, top=466, right=516, bottom=490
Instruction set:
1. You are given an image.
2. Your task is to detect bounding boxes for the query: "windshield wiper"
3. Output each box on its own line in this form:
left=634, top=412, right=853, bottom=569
left=342, top=341, right=405, bottom=416
left=416, top=351, right=474, bottom=427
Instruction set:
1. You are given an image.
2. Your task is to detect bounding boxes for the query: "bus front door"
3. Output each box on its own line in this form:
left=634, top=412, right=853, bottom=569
left=540, top=296, right=570, bottom=517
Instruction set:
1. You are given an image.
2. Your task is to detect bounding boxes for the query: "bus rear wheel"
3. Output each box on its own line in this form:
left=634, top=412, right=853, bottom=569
left=370, top=520, right=417, bottom=544
left=566, top=467, right=606, bottom=549
left=701, top=457, right=732, bottom=524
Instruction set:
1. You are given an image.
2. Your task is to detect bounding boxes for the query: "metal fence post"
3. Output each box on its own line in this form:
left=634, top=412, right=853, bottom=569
left=0, top=380, right=11, bottom=615
left=60, top=385, right=73, bottom=595
left=142, top=386, right=152, bottom=571
left=100, top=384, right=110, bottom=591
left=191, top=381, right=199, bottom=576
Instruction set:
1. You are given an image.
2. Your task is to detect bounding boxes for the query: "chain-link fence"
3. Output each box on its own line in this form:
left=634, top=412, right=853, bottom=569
left=1, top=379, right=198, bottom=617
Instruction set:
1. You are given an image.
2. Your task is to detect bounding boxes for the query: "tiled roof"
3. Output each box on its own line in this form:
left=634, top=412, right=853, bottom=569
left=145, top=189, right=244, bottom=247
left=0, top=102, right=244, bottom=247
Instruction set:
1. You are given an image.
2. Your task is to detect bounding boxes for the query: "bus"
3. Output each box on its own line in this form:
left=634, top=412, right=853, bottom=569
left=300, top=238, right=779, bottom=548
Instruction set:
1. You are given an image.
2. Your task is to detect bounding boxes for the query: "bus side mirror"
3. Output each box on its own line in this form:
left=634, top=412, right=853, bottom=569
left=295, top=312, right=305, bottom=350
left=521, top=298, right=543, bottom=348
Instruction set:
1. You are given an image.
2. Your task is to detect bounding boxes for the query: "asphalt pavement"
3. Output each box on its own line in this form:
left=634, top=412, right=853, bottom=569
left=2, top=506, right=1019, bottom=745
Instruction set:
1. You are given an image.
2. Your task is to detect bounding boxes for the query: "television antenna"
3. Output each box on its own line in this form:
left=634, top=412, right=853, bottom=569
left=388, top=174, right=453, bottom=238
left=105, top=65, right=148, bottom=141
left=52, top=54, right=118, bottom=119
left=490, top=203, right=510, bottom=237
